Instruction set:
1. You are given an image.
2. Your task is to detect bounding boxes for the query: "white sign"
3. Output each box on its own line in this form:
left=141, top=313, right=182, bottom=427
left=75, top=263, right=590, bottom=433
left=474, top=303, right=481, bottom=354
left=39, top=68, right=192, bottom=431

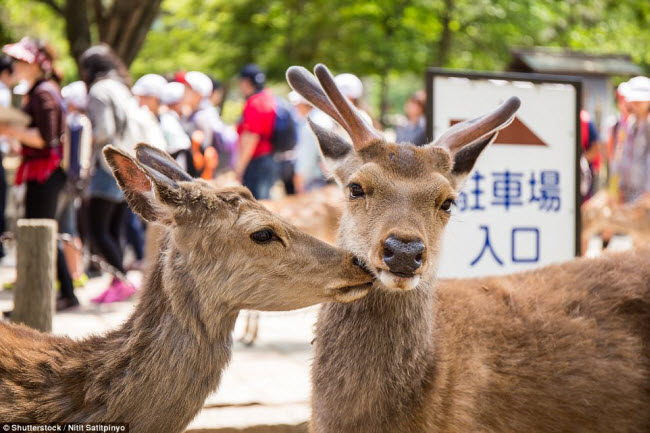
left=427, top=71, right=581, bottom=278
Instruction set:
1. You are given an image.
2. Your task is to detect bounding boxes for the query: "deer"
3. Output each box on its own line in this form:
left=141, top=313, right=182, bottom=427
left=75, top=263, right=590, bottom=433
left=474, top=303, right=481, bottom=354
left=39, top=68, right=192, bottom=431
left=582, top=190, right=650, bottom=251
left=144, top=176, right=343, bottom=345
left=142, top=175, right=343, bottom=345
left=0, top=143, right=373, bottom=433
left=286, top=64, right=650, bottom=433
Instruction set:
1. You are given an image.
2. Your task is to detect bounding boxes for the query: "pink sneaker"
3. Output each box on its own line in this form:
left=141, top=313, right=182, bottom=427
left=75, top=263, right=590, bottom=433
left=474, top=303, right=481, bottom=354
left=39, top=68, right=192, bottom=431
left=91, top=278, right=138, bottom=304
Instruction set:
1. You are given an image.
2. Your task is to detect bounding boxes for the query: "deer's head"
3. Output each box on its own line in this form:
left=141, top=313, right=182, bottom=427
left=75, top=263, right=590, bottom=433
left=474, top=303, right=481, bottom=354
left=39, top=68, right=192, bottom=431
left=103, top=144, right=373, bottom=313
left=287, top=64, right=520, bottom=292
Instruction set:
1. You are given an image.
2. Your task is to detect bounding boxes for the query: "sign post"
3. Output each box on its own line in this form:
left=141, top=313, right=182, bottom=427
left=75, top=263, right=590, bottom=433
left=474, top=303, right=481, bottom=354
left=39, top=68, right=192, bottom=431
left=426, top=69, right=582, bottom=278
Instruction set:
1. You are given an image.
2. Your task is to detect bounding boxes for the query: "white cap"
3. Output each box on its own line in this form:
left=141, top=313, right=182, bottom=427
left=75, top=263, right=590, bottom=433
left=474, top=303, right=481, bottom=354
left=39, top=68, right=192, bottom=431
left=61, top=81, right=88, bottom=110
left=623, top=76, right=650, bottom=102
left=185, top=71, right=213, bottom=98
left=132, top=74, right=167, bottom=98
left=288, top=91, right=309, bottom=106
left=160, top=82, right=186, bottom=105
left=334, top=73, right=363, bottom=99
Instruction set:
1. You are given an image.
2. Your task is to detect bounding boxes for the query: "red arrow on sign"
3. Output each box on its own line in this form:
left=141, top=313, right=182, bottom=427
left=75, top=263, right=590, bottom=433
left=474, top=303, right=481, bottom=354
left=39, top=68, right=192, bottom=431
left=450, top=116, right=548, bottom=146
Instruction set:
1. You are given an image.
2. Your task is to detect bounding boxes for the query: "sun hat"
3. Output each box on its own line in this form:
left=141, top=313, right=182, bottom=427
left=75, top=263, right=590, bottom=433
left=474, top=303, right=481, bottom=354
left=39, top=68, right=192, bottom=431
left=3, top=37, right=43, bottom=64
left=3, top=37, right=54, bottom=75
left=160, top=81, right=185, bottom=106
left=623, top=76, right=650, bottom=102
left=184, top=71, right=213, bottom=98
left=61, top=81, right=88, bottom=110
left=334, top=73, right=363, bottom=100
left=132, top=74, right=167, bottom=98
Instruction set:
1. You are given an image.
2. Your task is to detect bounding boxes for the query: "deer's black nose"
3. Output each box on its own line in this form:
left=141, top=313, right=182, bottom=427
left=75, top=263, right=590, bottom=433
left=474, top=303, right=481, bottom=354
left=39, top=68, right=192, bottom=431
left=382, top=236, right=424, bottom=277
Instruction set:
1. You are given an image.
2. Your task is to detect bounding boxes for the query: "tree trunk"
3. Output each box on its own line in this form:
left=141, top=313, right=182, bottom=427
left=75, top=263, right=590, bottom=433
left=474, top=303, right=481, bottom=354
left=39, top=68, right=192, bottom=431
left=379, top=72, right=389, bottom=128
left=64, top=0, right=92, bottom=67
left=36, top=0, right=162, bottom=68
left=434, top=0, right=454, bottom=67
left=99, top=0, right=163, bottom=66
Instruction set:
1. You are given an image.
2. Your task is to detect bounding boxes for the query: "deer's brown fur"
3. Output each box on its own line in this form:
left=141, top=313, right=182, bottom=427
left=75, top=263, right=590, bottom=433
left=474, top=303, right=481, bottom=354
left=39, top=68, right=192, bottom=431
left=285, top=64, right=650, bottom=433
left=0, top=144, right=372, bottom=432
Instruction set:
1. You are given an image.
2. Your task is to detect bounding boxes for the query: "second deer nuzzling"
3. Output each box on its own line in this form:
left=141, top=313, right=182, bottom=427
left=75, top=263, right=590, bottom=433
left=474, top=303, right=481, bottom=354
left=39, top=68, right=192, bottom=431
left=0, top=143, right=373, bottom=433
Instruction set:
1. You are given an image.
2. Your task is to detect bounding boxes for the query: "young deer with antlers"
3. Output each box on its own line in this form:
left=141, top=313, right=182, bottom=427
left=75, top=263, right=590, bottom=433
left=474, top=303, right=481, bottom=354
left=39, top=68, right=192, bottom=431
left=287, top=64, right=650, bottom=433
left=0, top=144, right=372, bottom=432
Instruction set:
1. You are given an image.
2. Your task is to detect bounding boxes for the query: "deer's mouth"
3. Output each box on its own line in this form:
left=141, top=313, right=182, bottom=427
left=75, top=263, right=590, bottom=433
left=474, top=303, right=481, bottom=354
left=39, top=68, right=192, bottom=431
left=363, top=254, right=422, bottom=292
left=331, top=282, right=373, bottom=303
left=376, top=269, right=421, bottom=292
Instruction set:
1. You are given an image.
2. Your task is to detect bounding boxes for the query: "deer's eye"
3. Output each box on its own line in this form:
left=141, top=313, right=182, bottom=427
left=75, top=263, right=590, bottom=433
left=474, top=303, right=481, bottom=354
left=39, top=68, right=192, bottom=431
left=251, top=229, right=276, bottom=244
left=440, top=198, right=455, bottom=212
left=348, top=183, right=365, bottom=199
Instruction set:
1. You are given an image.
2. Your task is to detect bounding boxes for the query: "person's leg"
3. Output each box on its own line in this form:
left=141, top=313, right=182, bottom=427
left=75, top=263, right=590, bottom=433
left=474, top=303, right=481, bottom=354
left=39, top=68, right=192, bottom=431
left=124, top=209, right=145, bottom=262
left=58, top=199, right=84, bottom=280
left=280, top=160, right=295, bottom=195
left=88, top=197, right=126, bottom=274
left=24, top=170, right=77, bottom=307
left=90, top=200, right=136, bottom=304
left=258, top=155, right=278, bottom=200
left=243, top=156, right=277, bottom=200
left=110, top=202, right=128, bottom=263
left=0, top=153, right=6, bottom=259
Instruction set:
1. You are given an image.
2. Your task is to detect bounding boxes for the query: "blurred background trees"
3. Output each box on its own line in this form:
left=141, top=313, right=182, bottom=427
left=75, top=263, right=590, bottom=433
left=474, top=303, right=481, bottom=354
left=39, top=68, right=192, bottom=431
left=1, top=0, right=649, bottom=119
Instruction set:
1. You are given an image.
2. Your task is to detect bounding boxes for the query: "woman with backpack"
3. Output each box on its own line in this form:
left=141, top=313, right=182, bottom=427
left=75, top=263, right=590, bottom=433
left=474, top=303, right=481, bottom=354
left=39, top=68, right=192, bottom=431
left=79, top=44, right=138, bottom=303
left=0, top=37, right=78, bottom=311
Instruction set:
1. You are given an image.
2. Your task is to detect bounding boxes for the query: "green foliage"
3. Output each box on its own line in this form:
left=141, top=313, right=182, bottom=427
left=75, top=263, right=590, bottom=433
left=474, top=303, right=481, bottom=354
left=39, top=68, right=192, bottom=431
left=3, top=0, right=650, bottom=113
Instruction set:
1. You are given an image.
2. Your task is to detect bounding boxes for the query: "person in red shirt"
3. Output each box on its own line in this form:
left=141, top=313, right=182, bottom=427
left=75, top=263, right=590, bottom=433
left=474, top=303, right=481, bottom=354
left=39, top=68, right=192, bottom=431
left=0, top=37, right=78, bottom=310
left=235, top=64, right=277, bottom=199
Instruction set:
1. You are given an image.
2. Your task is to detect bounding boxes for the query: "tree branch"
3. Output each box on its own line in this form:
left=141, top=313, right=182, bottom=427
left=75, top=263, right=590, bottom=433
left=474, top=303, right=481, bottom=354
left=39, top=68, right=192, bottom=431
left=35, top=0, right=64, bottom=16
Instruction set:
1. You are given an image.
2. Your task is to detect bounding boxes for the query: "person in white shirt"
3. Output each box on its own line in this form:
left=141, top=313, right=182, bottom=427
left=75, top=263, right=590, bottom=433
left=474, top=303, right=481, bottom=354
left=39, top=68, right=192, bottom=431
left=159, top=81, right=191, bottom=171
left=60, top=80, right=92, bottom=284
left=130, top=73, right=167, bottom=150
left=289, top=91, right=333, bottom=193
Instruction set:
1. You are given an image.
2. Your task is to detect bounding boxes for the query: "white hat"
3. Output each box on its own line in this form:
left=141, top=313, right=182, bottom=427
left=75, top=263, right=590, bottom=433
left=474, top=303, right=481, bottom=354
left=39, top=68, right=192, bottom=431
left=288, top=91, right=309, bottom=106
left=184, top=71, right=213, bottom=98
left=160, top=82, right=185, bottom=106
left=61, top=81, right=88, bottom=110
left=132, top=74, right=167, bottom=98
left=617, top=81, right=630, bottom=98
left=334, top=73, right=363, bottom=100
left=623, top=76, right=650, bottom=102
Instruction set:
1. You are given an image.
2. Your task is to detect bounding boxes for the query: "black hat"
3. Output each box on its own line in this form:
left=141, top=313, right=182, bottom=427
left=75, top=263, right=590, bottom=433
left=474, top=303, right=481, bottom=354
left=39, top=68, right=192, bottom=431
left=239, top=64, right=265, bottom=88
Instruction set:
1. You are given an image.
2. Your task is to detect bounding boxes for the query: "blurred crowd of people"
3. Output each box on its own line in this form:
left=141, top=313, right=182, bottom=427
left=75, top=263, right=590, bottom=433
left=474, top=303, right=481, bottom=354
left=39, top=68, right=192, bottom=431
left=0, top=37, right=429, bottom=312
left=575, top=76, right=650, bottom=207
left=606, top=76, right=650, bottom=205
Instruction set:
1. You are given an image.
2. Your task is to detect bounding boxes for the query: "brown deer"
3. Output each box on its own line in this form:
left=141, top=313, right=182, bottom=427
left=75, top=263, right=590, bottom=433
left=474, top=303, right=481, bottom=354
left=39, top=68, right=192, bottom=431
left=240, top=185, right=343, bottom=345
left=286, top=64, right=650, bottom=433
left=582, top=190, right=650, bottom=251
left=143, top=178, right=343, bottom=345
left=0, top=144, right=373, bottom=432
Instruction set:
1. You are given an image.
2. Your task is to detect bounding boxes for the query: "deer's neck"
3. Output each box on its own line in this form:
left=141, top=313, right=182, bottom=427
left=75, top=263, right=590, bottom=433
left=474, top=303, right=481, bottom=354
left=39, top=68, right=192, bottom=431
left=312, top=279, right=438, bottom=432
left=74, top=243, right=237, bottom=432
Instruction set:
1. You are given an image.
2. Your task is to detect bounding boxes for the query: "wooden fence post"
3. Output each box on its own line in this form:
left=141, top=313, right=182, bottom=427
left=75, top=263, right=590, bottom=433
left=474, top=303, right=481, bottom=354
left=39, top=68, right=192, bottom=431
left=11, top=219, right=57, bottom=332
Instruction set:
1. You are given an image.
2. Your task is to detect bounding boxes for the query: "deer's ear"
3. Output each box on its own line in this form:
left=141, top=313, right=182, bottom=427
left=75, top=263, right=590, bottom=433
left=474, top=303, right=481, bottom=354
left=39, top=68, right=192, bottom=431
left=450, top=132, right=496, bottom=185
left=135, top=142, right=192, bottom=183
left=103, top=146, right=182, bottom=222
left=308, top=117, right=356, bottom=181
